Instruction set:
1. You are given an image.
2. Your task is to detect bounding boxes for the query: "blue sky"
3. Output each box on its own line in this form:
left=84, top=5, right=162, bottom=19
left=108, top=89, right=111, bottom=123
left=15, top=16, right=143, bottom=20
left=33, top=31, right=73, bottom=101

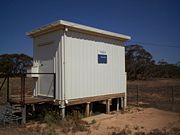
left=0, top=0, right=180, bottom=63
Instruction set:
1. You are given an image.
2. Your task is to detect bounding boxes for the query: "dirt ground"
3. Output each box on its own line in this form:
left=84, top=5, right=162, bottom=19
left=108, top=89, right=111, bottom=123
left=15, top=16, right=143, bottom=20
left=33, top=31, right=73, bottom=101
left=127, top=79, right=180, bottom=113
left=127, top=78, right=180, bottom=87
left=0, top=107, right=179, bottom=135
left=79, top=107, right=180, bottom=135
left=0, top=78, right=180, bottom=134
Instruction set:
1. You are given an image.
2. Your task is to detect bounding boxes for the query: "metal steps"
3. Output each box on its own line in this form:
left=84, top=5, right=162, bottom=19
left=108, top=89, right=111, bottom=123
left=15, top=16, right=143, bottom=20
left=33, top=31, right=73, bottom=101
left=0, top=103, right=23, bottom=126
left=11, top=104, right=22, bottom=113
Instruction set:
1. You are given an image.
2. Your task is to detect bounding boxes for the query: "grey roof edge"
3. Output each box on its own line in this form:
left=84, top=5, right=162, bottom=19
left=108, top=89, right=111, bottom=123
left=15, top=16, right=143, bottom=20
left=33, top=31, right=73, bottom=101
left=26, top=20, right=131, bottom=41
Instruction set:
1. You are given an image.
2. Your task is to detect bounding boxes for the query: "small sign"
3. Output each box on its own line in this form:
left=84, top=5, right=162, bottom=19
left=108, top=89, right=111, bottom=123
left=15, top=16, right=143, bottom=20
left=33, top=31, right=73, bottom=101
left=99, top=50, right=106, bottom=54
left=98, top=54, right=107, bottom=64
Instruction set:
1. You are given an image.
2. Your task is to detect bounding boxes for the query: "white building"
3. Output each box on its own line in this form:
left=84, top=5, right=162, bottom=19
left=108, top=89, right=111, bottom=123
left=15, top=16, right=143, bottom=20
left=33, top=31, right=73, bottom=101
left=27, top=20, right=131, bottom=117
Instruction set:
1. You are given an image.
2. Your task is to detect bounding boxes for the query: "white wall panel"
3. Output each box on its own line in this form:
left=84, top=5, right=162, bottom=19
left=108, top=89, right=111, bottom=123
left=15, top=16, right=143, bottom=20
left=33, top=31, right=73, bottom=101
left=65, top=31, right=126, bottom=100
left=32, top=29, right=126, bottom=101
left=33, top=30, right=62, bottom=99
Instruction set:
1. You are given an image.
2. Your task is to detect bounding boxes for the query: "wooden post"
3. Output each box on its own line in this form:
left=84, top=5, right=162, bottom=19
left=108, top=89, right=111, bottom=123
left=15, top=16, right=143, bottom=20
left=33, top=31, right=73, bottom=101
left=90, top=103, right=93, bottom=116
left=22, top=105, right=26, bottom=124
left=61, top=104, right=65, bottom=119
left=167, top=88, right=170, bottom=102
left=117, top=98, right=120, bottom=112
left=121, top=97, right=125, bottom=111
left=106, top=99, right=110, bottom=114
left=172, top=86, right=174, bottom=104
left=85, top=102, right=90, bottom=117
left=121, top=97, right=123, bottom=109
left=7, top=76, right=9, bottom=102
left=136, top=85, right=139, bottom=106
left=59, top=100, right=65, bottom=119
left=123, top=97, right=126, bottom=111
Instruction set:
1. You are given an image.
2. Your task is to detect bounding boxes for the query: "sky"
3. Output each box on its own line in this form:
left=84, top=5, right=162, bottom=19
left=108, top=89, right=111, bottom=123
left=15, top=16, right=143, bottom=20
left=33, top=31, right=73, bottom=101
left=0, top=0, right=180, bottom=64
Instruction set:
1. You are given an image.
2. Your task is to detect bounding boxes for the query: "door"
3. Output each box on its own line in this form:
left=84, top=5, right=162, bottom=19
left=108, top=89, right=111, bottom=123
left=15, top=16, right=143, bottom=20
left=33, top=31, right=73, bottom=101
left=37, top=43, right=55, bottom=97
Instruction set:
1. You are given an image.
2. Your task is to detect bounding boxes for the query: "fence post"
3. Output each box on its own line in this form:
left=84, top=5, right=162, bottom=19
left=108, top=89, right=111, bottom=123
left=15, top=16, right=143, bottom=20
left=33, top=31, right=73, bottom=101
left=21, top=74, right=25, bottom=106
left=167, top=87, right=170, bottom=102
left=21, top=76, right=23, bottom=105
left=21, top=74, right=26, bottom=124
left=23, top=74, right=25, bottom=105
left=7, top=75, right=9, bottom=102
left=117, top=98, right=120, bottom=112
left=136, top=85, right=139, bottom=106
left=106, top=99, right=111, bottom=114
left=171, top=86, right=174, bottom=104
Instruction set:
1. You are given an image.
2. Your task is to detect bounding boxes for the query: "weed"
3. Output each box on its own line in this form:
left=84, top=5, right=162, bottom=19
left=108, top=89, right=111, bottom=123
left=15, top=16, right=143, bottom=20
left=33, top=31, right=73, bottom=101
left=72, top=119, right=89, bottom=132
left=58, top=118, right=72, bottom=133
left=111, top=127, right=180, bottom=135
left=134, top=131, right=146, bottom=135
left=40, top=125, right=57, bottom=135
left=0, top=124, right=58, bottom=135
left=147, top=129, right=164, bottom=135
left=44, top=112, right=56, bottom=123
left=169, top=127, right=180, bottom=135
left=134, top=125, right=140, bottom=130
left=91, top=119, right=96, bottom=124
left=57, top=116, right=89, bottom=133
left=112, top=125, right=132, bottom=135
left=111, top=128, right=130, bottom=135
left=43, top=109, right=61, bottom=124
left=93, top=122, right=101, bottom=130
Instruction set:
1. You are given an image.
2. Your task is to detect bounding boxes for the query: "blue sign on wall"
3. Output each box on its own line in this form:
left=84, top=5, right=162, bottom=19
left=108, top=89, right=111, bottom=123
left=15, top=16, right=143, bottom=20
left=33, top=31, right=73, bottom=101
left=98, top=54, right=107, bottom=64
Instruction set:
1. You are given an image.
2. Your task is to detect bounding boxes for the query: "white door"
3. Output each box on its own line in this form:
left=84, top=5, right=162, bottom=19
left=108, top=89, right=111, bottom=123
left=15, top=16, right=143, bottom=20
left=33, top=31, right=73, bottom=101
left=37, top=43, right=55, bottom=97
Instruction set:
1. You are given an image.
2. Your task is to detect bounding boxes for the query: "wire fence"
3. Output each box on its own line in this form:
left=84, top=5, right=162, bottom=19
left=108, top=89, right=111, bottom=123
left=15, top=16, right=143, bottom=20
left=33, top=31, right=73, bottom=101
left=0, top=73, right=56, bottom=105
left=127, top=84, right=180, bottom=112
left=0, top=77, right=35, bottom=105
left=1, top=76, right=180, bottom=112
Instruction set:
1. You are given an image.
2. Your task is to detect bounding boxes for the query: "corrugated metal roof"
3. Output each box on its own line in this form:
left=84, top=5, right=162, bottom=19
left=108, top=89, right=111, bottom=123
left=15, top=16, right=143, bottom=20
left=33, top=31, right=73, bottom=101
left=26, top=20, right=131, bottom=41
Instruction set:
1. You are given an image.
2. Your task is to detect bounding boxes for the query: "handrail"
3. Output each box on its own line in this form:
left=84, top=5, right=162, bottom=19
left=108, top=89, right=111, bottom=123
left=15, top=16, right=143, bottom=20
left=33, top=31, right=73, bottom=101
left=1, top=72, right=56, bottom=105
left=0, top=76, right=7, bottom=92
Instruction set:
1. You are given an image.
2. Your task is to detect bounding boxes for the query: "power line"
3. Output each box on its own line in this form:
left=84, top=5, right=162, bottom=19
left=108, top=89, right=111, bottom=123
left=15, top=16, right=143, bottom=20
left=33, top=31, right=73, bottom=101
left=127, top=40, right=180, bottom=49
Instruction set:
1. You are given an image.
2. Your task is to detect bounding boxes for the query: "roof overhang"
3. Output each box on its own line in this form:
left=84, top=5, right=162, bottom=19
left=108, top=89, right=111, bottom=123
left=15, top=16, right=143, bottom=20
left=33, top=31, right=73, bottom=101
left=26, top=20, right=131, bottom=41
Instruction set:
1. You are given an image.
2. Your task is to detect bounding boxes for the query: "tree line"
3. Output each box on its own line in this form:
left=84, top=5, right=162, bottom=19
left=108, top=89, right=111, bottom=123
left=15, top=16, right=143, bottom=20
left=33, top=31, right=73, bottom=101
left=0, top=45, right=180, bottom=80
left=126, top=45, right=180, bottom=80
left=0, top=54, right=32, bottom=74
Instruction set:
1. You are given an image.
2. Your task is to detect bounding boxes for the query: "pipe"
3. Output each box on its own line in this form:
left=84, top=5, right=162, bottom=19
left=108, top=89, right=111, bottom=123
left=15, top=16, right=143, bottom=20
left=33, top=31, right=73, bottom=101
left=60, top=26, right=67, bottom=118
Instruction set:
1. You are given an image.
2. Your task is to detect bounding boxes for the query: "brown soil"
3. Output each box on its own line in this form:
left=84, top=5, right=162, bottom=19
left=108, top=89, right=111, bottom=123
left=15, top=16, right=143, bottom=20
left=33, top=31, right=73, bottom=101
left=0, top=78, right=180, bottom=134
left=1, top=107, right=179, bottom=135
left=128, top=78, right=180, bottom=87
left=80, top=107, right=180, bottom=135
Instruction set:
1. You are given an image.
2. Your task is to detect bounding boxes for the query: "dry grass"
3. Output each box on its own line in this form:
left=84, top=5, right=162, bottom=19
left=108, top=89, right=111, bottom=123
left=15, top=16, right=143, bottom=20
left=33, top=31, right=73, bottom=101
left=0, top=77, right=35, bottom=104
left=127, top=78, right=180, bottom=87
left=1, top=78, right=180, bottom=134
left=0, top=124, right=57, bottom=135
left=111, top=127, right=180, bottom=135
left=127, top=78, right=180, bottom=112
left=0, top=106, right=180, bottom=135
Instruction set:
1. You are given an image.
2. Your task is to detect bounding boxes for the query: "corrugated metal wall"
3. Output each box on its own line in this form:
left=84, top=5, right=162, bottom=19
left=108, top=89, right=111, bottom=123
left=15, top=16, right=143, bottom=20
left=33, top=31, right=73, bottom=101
left=65, top=30, right=126, bottom=100
left=32, top=29, right=126, bottom=101
left=33, top=30, right=62, bottom=99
